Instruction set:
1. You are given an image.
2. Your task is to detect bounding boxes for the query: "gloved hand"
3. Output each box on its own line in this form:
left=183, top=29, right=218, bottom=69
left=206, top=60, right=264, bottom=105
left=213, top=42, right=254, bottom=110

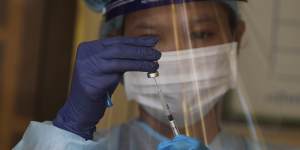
left=53, top=36, right=161, bottom=140
left=158, top=135, right=209, bottom=150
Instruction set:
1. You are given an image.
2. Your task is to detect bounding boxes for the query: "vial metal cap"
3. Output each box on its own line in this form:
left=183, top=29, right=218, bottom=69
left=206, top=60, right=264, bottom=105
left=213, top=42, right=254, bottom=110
left=147, top=71, right=159, bottom=78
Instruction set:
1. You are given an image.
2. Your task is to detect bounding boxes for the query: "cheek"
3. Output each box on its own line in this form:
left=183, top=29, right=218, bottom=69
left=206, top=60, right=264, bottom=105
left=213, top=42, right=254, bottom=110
left=192, top=35, right=232, bottom=48
left=155, top=38, right=177, bottom=52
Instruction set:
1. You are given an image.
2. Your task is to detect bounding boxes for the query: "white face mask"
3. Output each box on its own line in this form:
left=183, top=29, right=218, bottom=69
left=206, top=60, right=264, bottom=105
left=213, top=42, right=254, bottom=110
left=124, top=42, right=238, bottom=127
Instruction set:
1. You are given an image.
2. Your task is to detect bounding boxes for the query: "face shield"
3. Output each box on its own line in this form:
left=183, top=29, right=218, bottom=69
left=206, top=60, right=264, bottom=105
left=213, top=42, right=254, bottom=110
left=83, top=0, right=299, bottom=149
left=121, top=0, right=241, bottom=145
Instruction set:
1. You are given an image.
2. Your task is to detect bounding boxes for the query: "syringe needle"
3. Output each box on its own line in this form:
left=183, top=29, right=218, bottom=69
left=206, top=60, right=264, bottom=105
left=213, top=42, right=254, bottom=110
left=147, top=72, right=180, bottom=137
left=153, top=78, right=180, bottom=137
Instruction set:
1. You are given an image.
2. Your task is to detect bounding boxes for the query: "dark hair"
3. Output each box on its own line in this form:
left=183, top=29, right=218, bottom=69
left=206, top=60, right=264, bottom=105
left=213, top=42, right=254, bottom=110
left=221, top=3, right=240, bottom=33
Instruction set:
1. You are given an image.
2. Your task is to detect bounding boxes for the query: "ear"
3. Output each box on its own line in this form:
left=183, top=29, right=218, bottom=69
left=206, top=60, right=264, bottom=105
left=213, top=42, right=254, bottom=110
left=234, top=20, right=246, bottom=47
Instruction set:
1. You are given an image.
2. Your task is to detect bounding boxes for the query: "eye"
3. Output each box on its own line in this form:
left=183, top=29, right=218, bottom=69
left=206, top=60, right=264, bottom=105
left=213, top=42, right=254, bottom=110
left=138, top=34, right=159, bottom=38
left=190, top=31, right=215, bottom=40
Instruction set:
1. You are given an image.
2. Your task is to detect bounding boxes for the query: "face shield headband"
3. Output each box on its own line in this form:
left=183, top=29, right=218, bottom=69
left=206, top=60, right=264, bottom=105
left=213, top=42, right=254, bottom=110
left=84, top=0, right=247, bottom=37
left=104, top=0, right=242, bottom=21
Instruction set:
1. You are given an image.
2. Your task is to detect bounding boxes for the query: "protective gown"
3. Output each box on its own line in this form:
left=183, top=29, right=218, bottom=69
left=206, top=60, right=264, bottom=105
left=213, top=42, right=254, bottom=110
left=13, top=120, right=295, bottom=150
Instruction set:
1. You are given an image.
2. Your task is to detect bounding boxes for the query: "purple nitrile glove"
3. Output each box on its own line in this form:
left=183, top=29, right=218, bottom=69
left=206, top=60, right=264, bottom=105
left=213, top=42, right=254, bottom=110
left=158, top=135, right=209, bottom=150
left=53, top=36, right=161, bottom=140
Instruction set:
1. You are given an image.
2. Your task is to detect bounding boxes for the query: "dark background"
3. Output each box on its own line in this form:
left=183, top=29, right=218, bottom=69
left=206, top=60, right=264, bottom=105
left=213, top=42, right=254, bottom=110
left=0, top=0, right=77, bottom=149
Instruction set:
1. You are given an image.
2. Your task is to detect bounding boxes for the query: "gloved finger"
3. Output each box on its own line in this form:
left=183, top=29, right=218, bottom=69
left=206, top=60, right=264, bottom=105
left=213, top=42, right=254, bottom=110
left=99, top=59, right=159, bottom=73
left=100, top=44, right=161, bottom=61
left=101, top=36, right=159, bottom=47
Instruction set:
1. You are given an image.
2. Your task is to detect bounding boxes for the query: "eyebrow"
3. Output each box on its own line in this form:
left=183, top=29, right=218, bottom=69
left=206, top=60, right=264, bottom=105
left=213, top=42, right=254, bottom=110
left=134, top=23, right=156, bottom=30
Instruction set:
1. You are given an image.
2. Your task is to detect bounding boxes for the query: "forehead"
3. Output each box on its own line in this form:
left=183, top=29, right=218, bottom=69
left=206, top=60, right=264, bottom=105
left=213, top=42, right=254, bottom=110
left=124, top=1, right=228, bottom=29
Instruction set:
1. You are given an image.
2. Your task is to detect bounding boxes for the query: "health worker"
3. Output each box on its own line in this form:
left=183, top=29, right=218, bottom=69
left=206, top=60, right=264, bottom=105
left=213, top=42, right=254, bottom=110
left=14, top=0, right=287, bottom=150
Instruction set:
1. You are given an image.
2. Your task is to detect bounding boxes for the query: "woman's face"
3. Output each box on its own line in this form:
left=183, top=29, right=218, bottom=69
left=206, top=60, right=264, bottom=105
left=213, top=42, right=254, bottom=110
left=124, top=1, right=239, bottom=52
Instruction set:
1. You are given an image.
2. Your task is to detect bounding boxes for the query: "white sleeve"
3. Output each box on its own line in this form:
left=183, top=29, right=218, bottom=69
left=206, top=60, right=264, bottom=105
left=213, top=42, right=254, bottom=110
left=13, top=121, right=108, bottom=150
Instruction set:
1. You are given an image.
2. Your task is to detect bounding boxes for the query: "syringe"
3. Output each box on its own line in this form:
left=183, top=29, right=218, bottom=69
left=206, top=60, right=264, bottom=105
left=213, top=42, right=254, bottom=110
left=147, top=71, right=180, bottom=137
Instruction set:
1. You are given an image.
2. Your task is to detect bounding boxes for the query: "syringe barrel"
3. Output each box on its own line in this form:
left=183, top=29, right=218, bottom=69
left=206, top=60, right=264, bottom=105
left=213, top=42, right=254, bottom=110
left=169, top=120, right=180, bottom=136
left=168, top=114, right=180, bottom=136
